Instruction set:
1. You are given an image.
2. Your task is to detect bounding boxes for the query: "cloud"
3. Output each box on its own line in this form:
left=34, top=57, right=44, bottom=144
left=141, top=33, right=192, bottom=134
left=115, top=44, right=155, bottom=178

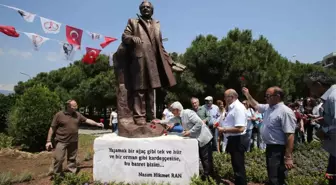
left=0, top=84, right=15, bottom=91
left=0, top=48, right=4, bottom=56
left=46, top=52, right=60, bottom=62
left=8, top=48, right=32, bottom=59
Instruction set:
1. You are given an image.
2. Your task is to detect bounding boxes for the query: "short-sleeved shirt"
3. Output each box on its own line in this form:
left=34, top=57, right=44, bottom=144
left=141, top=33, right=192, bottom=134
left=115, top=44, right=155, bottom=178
left=221, top=99, right=247, bottom=137
left=162, top=108, right=174, bottom=121
left=111, top=111, right=118, bottom=124
left=204, top=104, right=220, bottom=126
left=51, top=111, right=87, bottom=143
left=320, top=85, right=336, bottom=157
left=246, top=108, right=255, bottom=130
left=258, top=102, right=296, bottom=145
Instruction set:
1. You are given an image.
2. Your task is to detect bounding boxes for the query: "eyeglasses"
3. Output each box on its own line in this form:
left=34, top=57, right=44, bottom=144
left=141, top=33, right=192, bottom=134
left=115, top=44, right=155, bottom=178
left=265, top=94, right=277, bottom=99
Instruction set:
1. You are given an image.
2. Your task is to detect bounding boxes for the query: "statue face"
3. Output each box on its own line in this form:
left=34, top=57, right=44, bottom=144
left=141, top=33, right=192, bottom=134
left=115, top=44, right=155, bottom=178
left=140, top=2, right=153, bottom=18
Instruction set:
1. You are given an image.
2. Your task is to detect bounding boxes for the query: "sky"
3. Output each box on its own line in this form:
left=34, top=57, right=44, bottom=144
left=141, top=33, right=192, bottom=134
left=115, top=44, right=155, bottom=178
left=0, top=0, right=335, bottom=91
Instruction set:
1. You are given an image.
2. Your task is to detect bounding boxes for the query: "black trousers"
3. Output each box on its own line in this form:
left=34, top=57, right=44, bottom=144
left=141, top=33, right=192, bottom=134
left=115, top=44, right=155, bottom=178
left=304, top=123, right=314, bottom=143
left=327, top=155, right=336, bottom=185
left=266, top=144, right=287, bottom=185
left=199, top=141, right=214, bottom=179
left=226, top=135, right=248, bottom=185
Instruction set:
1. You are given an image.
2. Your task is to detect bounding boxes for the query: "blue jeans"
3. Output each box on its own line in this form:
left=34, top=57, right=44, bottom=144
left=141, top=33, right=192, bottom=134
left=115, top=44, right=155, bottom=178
left=112, top=123, right=118, bottom=132
left=246, top=129, right=253, bottom=152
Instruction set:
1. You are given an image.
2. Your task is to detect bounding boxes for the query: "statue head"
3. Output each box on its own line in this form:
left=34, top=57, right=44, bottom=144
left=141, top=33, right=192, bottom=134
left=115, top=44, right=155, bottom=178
left=139, top=0, right=154, bottom=19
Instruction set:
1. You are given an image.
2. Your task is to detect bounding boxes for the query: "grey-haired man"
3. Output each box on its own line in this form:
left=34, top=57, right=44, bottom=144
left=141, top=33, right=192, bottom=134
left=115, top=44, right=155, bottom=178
left=152, top=101, right=214, bottom=180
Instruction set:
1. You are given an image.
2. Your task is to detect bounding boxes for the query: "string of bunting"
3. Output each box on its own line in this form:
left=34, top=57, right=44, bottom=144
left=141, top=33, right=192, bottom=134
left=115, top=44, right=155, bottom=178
left=0, top=4, right=118, bottom=64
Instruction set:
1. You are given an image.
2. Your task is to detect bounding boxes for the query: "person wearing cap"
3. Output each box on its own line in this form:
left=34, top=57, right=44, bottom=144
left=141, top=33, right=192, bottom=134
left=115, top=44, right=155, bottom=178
left=203, top=96, right=220, bottom=152
left=152, top=101, right=214, bottom=180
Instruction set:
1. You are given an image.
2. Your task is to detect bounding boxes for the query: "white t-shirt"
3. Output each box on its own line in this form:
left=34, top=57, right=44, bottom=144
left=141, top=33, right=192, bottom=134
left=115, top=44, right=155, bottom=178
left=162, top=108, right=174, bottom=121
left=111, top=111, right=118, bottom=124
left=221, top=99, right=247, bottom=136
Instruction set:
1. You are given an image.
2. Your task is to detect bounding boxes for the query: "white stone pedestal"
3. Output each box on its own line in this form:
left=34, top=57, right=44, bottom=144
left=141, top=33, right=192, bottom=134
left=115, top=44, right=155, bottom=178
left=93, top=133, right=199, bottom=185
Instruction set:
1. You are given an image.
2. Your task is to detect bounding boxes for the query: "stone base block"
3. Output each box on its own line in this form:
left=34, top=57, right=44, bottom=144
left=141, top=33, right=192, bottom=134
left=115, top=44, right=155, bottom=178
left=93, top=133, right=199, bottom=185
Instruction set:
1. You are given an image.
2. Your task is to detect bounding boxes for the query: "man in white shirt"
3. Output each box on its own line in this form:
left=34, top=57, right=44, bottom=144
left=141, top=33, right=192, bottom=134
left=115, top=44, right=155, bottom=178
left=217, top=89, right=248, bottom=185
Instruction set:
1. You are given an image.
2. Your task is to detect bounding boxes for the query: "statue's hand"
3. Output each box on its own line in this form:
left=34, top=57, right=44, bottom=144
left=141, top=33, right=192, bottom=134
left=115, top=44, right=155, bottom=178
left=171, top=61, right=186, bottom=72
left=132, top=37, right=142, bottom=44
left=172, top=66, right=184, bottom=72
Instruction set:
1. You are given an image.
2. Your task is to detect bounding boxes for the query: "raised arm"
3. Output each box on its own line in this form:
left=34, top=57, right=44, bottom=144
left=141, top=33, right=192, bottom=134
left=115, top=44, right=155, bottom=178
left=242, top=87, right=259, bottom=110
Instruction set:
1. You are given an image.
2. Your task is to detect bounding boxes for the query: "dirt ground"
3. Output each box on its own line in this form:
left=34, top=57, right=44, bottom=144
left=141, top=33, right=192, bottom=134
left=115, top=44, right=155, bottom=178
left=0, top=135, right=263, bottom=185
left=0, top=135, right=95, bottom=185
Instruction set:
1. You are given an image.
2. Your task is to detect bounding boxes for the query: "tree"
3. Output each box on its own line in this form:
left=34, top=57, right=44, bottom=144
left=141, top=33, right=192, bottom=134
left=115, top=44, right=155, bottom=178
left=167, top=28, right=335, bottom=105
left=0, top=94, right=16, bottom=132
left=8, top=85, right=61, bottom=152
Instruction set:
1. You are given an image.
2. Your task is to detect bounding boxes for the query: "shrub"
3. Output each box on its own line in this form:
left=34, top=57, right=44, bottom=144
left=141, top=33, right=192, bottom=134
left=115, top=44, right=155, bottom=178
left=0, top=133, right=13, bottom=149
left=0, top=94, right=15, bottom=133
left=213, top=141, right=329, bottom=185
left=53, top=172, right=90, bottom=185
left=7, top=85, right=61, bottom=152
left=0, top=171, right=32, bottom=185
left=0, top=172, right=12, bottom=185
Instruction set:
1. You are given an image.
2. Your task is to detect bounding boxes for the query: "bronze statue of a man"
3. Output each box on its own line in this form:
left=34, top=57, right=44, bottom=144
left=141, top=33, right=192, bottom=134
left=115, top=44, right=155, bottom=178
left=113, top=1, right=184, bottom=138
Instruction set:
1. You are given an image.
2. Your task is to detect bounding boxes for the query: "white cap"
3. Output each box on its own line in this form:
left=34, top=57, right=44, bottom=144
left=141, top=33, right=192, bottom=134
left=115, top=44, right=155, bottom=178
left=170, top=101, right=183, bottom=111
left=204, top=96, right=213, bottom=101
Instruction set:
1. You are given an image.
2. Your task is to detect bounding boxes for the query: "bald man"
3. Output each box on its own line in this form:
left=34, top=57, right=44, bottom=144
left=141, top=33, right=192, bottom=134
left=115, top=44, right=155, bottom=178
left=242, top=87, right=296, bottom=185
left=217, top=89, right=248, bottom=185
left=46, top=100, right=104, bottom=176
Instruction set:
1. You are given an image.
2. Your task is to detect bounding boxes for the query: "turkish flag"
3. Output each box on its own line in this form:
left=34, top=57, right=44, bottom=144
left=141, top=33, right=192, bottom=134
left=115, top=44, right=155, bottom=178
left=100, top=36, right=117, bottom=49
left=82, top=47, right=101, bottom=64
left=0, top=25, right=20, bottom=37
left=65, top=25, right=83, bottom=48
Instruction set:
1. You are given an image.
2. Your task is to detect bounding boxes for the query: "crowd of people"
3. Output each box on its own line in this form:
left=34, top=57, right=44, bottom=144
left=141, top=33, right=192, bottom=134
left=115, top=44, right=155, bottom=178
left=45, top=71, right=335, bottom=185
left=157, top=71, right=336, bottom=185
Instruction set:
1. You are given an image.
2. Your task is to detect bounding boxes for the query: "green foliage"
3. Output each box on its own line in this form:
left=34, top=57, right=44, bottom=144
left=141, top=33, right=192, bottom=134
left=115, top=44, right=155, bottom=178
left=13, top=55, right=116, bottom=111
left=7, top=85, right=61, bottom=151
left=190, top=175, right=216, bottom=185
left=0, top=171, right=33, bottom=185
left=168, top=29, right=335, bottom=104
left=0, top=172, right=12, bottom=185
left=0, top=94, right=16, bottom=132
left=213, top=141, right=328, bottom=185
left=53, top=172, right=90, bottom=185
left=0, top=133, right=13, bottom=149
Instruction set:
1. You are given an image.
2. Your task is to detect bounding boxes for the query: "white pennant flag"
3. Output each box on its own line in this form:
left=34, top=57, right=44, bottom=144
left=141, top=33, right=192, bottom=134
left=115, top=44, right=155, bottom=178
left=3, top=5, right=36, bottom=22
left=60, top=42, right=77, bottom=61
left=40, top=17, right=61, bottom=34
left=23, top=32, right=49, bottom=51
left=86, top=31, right=102, bottom=40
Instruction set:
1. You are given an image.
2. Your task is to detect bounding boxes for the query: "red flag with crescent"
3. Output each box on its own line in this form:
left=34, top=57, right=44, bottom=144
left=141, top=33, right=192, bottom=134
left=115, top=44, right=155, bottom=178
left=66, top=25, right=83, bottom=48
left=82, top=47, right=101, bottom=64
left=100, top=36, right=117, bottom=49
